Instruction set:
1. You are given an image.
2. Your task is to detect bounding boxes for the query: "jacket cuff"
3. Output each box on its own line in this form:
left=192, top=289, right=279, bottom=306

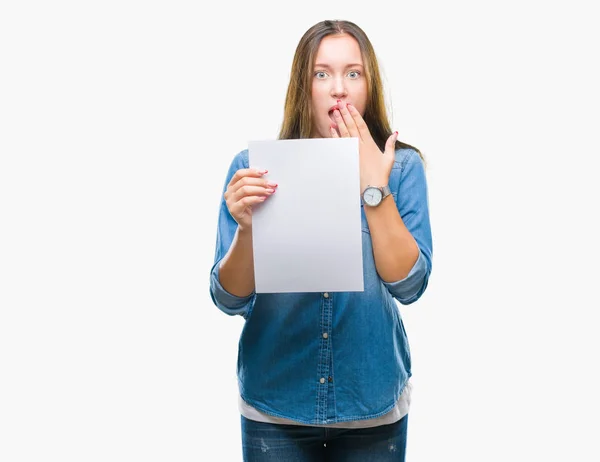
left=382, top=249, right=429, bottom=305
left=210, top=261, right=256, bottom=317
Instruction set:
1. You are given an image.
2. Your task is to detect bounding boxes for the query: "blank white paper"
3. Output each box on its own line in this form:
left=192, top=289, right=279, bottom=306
left=248, top=137, right=364, bottom=293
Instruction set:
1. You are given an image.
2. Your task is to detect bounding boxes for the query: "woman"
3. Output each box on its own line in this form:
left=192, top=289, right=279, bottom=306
left=209, top=19, right=433, bottom=461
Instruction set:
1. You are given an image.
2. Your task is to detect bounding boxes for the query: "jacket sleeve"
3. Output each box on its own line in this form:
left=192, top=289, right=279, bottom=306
left=382, top=149, right=433, bottom=305
left=209, top=150, right=256, bottom=317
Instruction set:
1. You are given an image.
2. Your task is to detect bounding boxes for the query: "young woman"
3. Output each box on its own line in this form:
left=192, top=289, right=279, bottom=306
left=210, top=19, right=433, bottom=461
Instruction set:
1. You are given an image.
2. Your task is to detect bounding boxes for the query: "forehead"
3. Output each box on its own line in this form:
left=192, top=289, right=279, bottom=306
left=313, top=34, right=363, bottom=67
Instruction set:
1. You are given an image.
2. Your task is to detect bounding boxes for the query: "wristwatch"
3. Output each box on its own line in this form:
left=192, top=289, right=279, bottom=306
left=361, top=185, right=391, bottom=207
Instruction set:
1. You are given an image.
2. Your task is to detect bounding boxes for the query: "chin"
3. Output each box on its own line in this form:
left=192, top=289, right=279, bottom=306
left=312, top=125, right=328, bottom=138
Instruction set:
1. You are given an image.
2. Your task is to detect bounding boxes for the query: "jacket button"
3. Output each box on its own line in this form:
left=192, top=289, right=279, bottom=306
left=323, top=292, right=329, bottom=298
left=320, top=378, right=325, bottom=384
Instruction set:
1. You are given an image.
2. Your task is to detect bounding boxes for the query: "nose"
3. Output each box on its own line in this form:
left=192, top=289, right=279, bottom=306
left=330, top=76, right=347, bottom=99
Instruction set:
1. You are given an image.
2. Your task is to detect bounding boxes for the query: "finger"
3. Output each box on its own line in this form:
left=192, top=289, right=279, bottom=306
left=227, top=168, right=268, bottom=189
left=346, top=103, right=371, bottom=140
left=229, top=194, right=268, bottom=217
left=228, top=175, right=278, bottom=196
left=384, top=131, right=399, bottom=158
left=231, top=184, right=276, bottom=203
left=330, top=125, right=340, bottom=138
left=333, top=109, right=350, bottom=137
left=337, top=101, right=360, bottom=138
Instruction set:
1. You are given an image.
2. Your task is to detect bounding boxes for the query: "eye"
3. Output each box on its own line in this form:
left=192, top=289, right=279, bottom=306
left=314, top=71, right=328, bottom=79
left=348, top=71, right=361, bottom=79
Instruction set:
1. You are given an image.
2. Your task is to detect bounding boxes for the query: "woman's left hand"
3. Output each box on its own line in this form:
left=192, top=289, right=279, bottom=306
left=330, top=101, right=397, bottom=191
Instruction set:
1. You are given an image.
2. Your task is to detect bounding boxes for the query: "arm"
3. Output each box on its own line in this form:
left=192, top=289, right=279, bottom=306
left=218, top=227, right=255, bottom=298
left=332, top=101, right=433, bottom=304
left=364, top=192, right=420, bottom=282
left=209, top=151, right=276, bottom=316
left=368, top=149, right=433, bottom=304
left=209, top=225, right=256, bottom=317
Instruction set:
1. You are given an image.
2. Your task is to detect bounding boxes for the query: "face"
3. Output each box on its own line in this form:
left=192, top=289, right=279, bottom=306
left=310, top=33, right=368, bottom=138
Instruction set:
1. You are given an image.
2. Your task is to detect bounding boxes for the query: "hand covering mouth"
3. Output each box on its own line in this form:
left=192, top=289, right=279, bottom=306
left=328, top=101, right=351, bottom=116
left=327, top=102, right=349, bottom=127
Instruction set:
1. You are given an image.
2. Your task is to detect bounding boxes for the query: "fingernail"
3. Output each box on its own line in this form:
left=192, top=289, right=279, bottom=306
left=267, top=182, right=278, bottom=187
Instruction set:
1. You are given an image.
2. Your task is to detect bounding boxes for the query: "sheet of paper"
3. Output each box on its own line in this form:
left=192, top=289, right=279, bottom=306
left=248, top=137, right=364, bottom=293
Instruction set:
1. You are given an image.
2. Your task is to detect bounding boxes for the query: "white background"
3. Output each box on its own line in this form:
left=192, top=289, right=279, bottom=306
left=1, top=1, right=599, bottom=461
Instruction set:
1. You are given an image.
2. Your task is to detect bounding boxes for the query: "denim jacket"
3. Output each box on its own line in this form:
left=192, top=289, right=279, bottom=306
left=209, top=147, right=433, bottom=425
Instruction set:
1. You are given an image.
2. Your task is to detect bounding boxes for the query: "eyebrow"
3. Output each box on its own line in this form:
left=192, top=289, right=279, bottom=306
left=314, top=63, right=364, bottom=69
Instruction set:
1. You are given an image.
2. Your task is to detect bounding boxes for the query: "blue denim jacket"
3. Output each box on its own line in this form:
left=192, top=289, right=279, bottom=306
left=209, top=147, right=433, bottom=425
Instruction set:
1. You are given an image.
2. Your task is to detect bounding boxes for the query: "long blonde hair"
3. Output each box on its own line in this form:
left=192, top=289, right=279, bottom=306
left=278, top=19, right=423, bottom=160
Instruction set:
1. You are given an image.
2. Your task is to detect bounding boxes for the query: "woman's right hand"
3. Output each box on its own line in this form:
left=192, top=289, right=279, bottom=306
left=224, top=168, right=277, bottom=231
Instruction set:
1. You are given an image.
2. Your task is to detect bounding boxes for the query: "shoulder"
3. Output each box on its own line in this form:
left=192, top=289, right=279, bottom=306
left=231, top=148, right=250, bottom=169
left=223, top=148, right=250, bottom=177
left=220, top=148, right=250, bottom=187
left=393, top=147, right=424, bottom=171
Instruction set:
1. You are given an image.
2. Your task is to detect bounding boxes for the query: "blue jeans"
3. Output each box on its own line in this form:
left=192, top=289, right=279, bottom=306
left=241, top=414, right=408, bottom=461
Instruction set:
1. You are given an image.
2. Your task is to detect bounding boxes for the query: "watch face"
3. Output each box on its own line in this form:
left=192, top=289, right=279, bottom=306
left=363, top=187, right=382, bottom=206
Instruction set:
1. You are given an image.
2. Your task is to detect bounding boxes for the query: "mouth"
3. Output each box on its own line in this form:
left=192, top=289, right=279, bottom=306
left=327, top=103, right=344, bottom=128
left=328, top=108, right=337, bottom=128
left=327, top=101, right=352, bottom=126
